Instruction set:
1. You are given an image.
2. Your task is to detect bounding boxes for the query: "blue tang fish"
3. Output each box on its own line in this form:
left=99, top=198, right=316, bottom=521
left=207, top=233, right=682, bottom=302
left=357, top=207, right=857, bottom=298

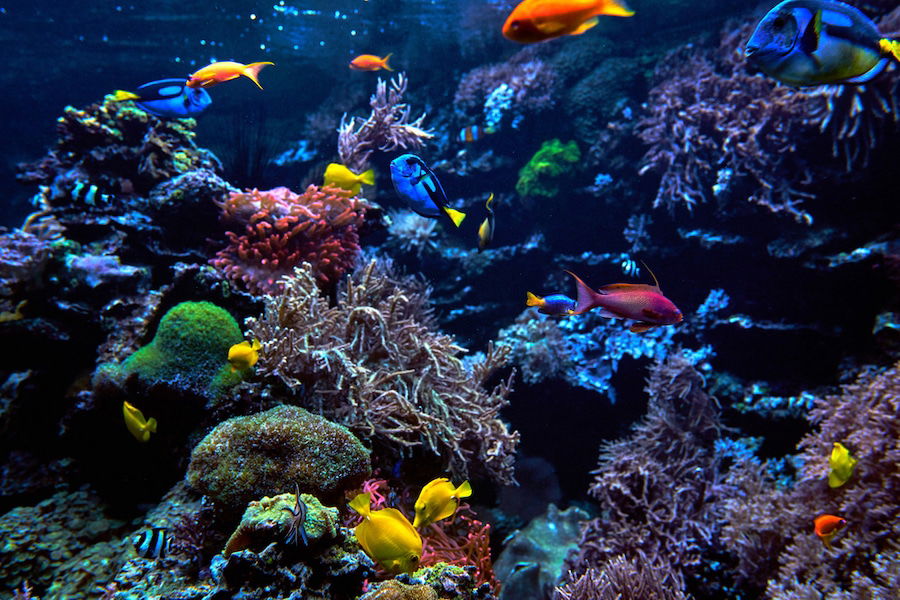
left=745, top=0, right=900, bottom=86
left=113, top=79, right=212, bottom=118
left=390, top=154, right=466, bottom=227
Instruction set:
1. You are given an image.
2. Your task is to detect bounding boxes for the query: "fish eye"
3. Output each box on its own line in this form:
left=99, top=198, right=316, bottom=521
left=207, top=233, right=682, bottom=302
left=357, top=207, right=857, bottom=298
left=772, top=15, right=787, bottom=28
left=410, top=554, right=419, bottom=563
left=510, top=20, right=521, bottom=30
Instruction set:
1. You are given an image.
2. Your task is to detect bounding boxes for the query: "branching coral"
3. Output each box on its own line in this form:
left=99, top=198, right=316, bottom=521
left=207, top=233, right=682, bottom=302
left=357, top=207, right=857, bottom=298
left=211, top=184, right=367, bottom=294
left=338, top=74, right=434, bottom=173
left=556, top=554, right=689, bottom=600
left=245, top=259, right=518, bottom=484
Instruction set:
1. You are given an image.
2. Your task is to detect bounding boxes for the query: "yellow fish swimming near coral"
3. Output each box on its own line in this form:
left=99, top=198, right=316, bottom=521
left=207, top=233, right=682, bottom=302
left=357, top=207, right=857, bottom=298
left=828, top=442, right=857, bottom=488
left=228, top=339, right=261, bottom=372
left=413, top=478, right=472, bottom=529
left=123, top=401, right=157, bottom=443
left=349, top=492, right=422, bottom=574
left=324, top=163, right=375, bottom=195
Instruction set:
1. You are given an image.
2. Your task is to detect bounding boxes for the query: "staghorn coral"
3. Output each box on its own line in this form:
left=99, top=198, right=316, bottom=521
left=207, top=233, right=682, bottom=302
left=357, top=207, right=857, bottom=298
left=338, top=73, right=434, bottom=173
left=246, top=259, right=519, bottom=484
left=211, top=184, right=367, bottom=294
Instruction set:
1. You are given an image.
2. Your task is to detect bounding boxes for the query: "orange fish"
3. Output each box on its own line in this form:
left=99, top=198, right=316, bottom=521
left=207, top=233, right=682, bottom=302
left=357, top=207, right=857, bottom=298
left=814, top=514, right=846, bottom=550
left=349, top=53, right=393, bottom=71
left=185, top=61, right=274, bottom=90
left=502, top=0, right=634, bottom=44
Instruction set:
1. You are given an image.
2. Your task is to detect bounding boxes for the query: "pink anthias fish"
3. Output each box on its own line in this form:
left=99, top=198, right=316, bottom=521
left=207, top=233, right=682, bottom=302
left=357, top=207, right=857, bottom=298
left=564, top=266, right=683, bottom=333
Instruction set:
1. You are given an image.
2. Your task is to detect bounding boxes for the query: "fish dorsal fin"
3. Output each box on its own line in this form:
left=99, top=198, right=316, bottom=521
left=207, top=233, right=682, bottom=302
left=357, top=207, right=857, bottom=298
left=485, top=193, right=494, bottom=212
left=640, top=260, right=662, bottom=290
left=569, top=17, right=599, bottom=35
left=801, top=9, right=822, bottom=54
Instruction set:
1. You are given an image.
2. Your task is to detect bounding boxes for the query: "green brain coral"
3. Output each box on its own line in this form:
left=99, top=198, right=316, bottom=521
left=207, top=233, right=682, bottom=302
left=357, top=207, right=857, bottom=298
left=515, top=138, right=581, bottom=199
left=118, top=300, right=243, bottom=398
left=186, top=405, right=371, bottom=513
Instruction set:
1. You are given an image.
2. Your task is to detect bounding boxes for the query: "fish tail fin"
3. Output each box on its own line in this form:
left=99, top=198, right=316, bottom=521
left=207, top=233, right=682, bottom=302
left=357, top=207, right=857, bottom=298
left=243, top=62, right=274, bottom=90
left=525, top=291, right=544, bottom=307
left=113, top=90, right=140, bottom=102
left=147, top=417, right=157, bottom=433
left=251, top=339, right=261, bottom=351
left=879, top=38, right=900, bottom=62
left=565, top=270, right=605, bottom=315
left=456, top=480, right=472, bottom=499
left=599, top=0, right=635, bottom=17
left=444, top=207, right=466, bottom=227
left=349, top=492, right=371, bottom=517
left=359, top=169, right=375, bottom=186
left=382, top=53, right=394, bottom=71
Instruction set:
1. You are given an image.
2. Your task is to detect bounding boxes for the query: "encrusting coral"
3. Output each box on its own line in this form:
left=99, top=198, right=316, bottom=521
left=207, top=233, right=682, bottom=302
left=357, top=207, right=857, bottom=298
left=246, top=259, right=519, bottom=484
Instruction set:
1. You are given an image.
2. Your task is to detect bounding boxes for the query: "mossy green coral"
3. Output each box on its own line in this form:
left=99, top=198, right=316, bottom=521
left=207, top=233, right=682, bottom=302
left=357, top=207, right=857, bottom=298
left=117, top=301, right=243, bottom=398
left=223, top=493, right=338, bottom=556
left=515, top=139, right=581, bottom=198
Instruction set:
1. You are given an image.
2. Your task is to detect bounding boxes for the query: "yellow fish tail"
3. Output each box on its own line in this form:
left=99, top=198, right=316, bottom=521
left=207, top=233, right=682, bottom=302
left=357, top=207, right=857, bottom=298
left=598, top=0, right=635, bottom=17
left=113, top=90, right=140, bottom=101
left=349, top=492, right=372, bottom=517
left=359, top=169, right=375, bottom=186
left=444, top=207, right=466, bottom=227
left=251, top=339, right=261, bottom=351
left=147, top=417, right=157, bottom=434
left=456, top=480, right=472, bottom=499
left=879, top=39, right=900, bottom=62
left=382, top=53, right=393, bottom=71
left=242, top=62, right=275, bottom=90
left=525, top=291, right=543, bottom=307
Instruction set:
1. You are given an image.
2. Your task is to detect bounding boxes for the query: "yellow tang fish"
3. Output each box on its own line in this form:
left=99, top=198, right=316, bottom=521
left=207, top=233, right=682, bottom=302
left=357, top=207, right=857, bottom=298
left=228, top=339, right=261, bottom=372
left=828, top=442, right=857, bottom=488
left=324, top=163, right=375, bottom=195
left=123, top=401, right=157, bottom=443
left=413, top=478, right=472, bottom=529
left=349, top=492, right=422, bottom=574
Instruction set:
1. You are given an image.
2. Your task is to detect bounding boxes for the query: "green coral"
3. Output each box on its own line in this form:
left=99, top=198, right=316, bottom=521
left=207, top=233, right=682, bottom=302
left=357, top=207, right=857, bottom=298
left=186, top=405, right=371, bottom=513
left=115, top=301, right=243, bottom=398
left=515, top=139, right=581, bottom=198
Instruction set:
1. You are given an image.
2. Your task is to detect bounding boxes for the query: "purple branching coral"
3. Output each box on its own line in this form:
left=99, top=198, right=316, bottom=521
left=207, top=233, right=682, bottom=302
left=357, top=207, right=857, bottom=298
left=245, top=259, right=519, bottom=484
left=556, top=553, right=689, bottom=600
left=338, top=73, right=434, bottom=173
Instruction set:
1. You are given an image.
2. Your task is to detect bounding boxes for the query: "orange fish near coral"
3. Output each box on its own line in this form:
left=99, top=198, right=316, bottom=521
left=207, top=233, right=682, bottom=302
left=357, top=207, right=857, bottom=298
left=349, top=53, right=393, bottom=71
left=186, top=61, right=274, bottom=90
left=565, top=266, right=682, bottom=333
left=814, top=514, right=846, bottom=550
left=502, top=0, right=634, bottom=44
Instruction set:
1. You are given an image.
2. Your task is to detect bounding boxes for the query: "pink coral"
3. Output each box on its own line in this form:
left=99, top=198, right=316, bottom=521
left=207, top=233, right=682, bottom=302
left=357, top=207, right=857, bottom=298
left=211, top=184, right=366, bottom=294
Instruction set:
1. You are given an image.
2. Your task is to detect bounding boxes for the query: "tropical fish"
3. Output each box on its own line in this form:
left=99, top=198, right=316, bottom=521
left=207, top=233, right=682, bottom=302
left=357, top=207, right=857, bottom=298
left=477, top=193, right=495, bottom=252
left=745, top=0, right=900, bottom=86
left=349, top=53, right=393, bottom=71
left=814, top=514, right=846, bottom=549
left=413, top=478, right=472, bottom=529
left=0, top=300, right=27, bottom=323
left=502, top=0, right=635, bottom=44
left=390, top=154, right=466, bottom=227
left=526, top=291, right=577, bottom=316
left=123, top=401, right=157, bottom=443
left=827, top=442, right=858, bottom=488
left=459, top=125, right=493, bottom=143
left=112, top=79, right=212, bottom=118
left=324, top=163, right=375, bottom=195
left=564, top=266, right=683, bottom=332
left=186, top=61, right=274, bottom=90
left=132, top=527, right=171, bottom=559
left=349, top=492, right=422, bottom=574
left=228, top=340, right=261, bottom=372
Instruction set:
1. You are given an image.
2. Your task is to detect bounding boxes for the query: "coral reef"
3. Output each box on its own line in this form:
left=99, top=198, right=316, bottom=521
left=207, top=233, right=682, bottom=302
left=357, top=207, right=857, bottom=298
left=339, top=74, right=434, bottom=173
left=211, top=184, right=367, bottom=294
left=0, top=229, right=55, bottom=309
left=515, top=139, right=581, bottom=199
left=186, top=404, right=371, bottom=512
left=223, top=492, right=338, bottom=556
left=556, top=554, right=689, bottom=600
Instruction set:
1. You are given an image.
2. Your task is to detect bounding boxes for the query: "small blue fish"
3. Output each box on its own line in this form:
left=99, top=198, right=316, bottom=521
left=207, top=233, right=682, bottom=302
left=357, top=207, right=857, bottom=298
left=113, top=79, right=212, bottom=118
left=526, top=292, right=576, bottom=316
left=390, top=154, right=466, bottom=227
left=746, top=0, right=900, bottom=86
left=132, top=527, right=171, bottom=559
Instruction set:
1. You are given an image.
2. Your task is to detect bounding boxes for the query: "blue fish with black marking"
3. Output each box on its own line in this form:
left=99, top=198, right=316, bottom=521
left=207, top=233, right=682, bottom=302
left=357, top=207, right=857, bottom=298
left=113, top=79, right=212, bottom=118
left=390, top=154, right=466, bottom=227
left=745, top=0, right=900, bottom=86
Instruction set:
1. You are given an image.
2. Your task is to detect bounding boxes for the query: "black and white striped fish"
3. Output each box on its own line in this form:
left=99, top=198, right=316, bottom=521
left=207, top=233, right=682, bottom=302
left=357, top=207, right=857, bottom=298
left=132, top=527, right=171, bottom=559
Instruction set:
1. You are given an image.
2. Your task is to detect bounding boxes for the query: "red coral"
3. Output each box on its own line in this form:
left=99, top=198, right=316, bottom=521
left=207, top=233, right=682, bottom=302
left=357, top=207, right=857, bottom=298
left=421, top=506, right=498, bottom=593
left=211, top=184, right=366, bottom=294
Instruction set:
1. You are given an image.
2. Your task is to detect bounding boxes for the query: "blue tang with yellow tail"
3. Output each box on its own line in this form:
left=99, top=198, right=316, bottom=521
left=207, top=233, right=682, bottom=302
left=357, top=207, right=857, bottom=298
left=349, top=492, right=422, bottom=574
left=113, top=79, right=212, bottom=118
left=745, top=0, right=900, bottom=86
left=390, top=154, right=466, bottom=227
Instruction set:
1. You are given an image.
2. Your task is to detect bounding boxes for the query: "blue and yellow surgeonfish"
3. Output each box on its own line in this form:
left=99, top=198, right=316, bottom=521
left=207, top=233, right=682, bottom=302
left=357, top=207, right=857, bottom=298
left=389, top=154, right=466, bottom=227
left=745, top=0, right=900, bottom=87
left=113, top=79, right=212, bottom=118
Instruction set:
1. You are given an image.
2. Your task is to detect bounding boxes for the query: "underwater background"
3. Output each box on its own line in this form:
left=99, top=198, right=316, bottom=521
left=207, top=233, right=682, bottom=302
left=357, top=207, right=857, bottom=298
left=0, top=0, right=899, bottom=598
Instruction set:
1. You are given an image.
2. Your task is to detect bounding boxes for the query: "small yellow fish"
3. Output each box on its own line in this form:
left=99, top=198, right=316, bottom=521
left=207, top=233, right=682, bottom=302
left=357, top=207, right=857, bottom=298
left=324, top=163, right=375, bottom=195
left=123, top=401, right=157, bottom=442
left=0, top=300, right=27, bottom=323
left=828, top=442, right=857, bottom=488
left=412, top=478, right=472, bottom=529
left=228, top=340, right=261, bottom=372
left=477, top=194, right=495, bottom=253
left=349, top=492, right=422, bottom=574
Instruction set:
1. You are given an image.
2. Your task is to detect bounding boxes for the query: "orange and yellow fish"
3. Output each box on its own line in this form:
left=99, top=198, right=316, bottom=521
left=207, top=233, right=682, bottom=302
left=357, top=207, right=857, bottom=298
left=186, top=61, right=274, bottom=90
left=502, top=0, right=634, bottom=44
left=814, top=514, right=846, bottom=550
left=413, top=478, right=472, bottom=529
left=349, top=53, right=393, bottom=71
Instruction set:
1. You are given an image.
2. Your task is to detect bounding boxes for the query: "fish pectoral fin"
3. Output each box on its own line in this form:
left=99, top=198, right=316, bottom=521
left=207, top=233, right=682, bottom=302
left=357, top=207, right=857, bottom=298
left=535, top=19, right=569, bottom=34
left=569, top=17, right=599, bottom=35
left=642, top=308, right=665, bottom=320
left=629, top=322, right=657, bottom=333
left=598, top=309, right=618, bottom=318
left=800, top=9, right=822, bottom=54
